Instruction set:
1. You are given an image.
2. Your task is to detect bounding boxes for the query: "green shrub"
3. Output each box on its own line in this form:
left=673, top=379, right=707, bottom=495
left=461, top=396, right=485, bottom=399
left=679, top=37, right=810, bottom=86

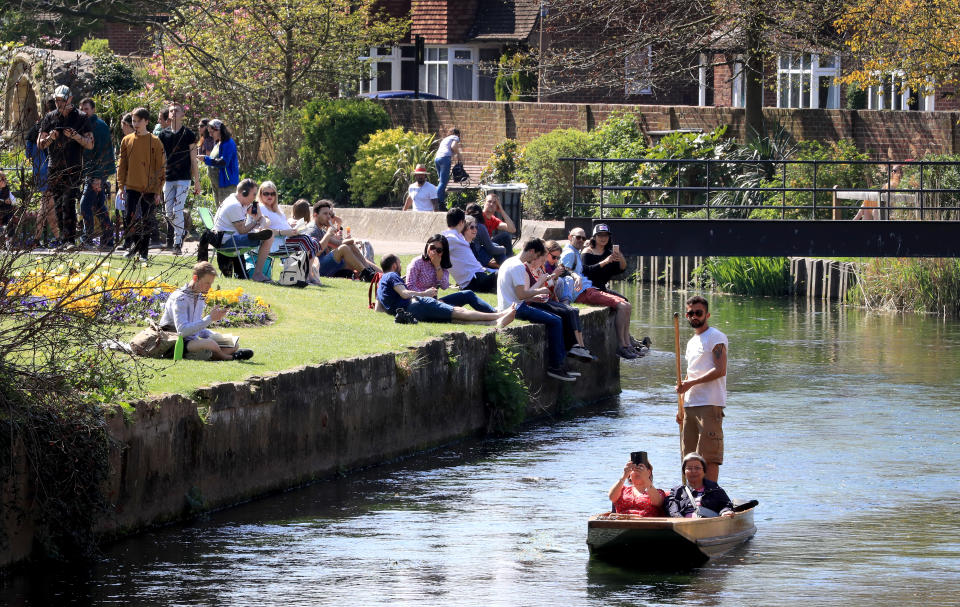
left=517, top=128, right=592, bottom=219
left=80, top=38, right=111, bottom=57
left=854, top=258, right=960, bottom=317
left=785, top=140, right=874, bottom=219
left=494, top=49, right=536, bottom=102
left=901, top=154, right=960, bottom=220
left=691, top=257, right=790, bottom=296
left=347, top=127, right=437, bottom=207
left=845, top=84, right=867, bottom=110
left=91, top=53, right=143, bottom=95
left=298, top=98, right=390, bottom=203
left=480, top=139, right=526, bottom=184
left=484, top=339, right=528, bottom=434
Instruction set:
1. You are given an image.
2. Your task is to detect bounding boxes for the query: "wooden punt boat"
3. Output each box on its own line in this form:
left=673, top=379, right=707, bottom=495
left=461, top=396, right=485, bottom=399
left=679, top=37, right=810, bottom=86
left=586, top=506, right=757, bottom=568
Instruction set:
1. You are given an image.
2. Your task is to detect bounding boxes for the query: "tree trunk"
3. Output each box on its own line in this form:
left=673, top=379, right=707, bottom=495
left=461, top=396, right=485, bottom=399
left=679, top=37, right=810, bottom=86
left=743, top=8, right=765, bottom=142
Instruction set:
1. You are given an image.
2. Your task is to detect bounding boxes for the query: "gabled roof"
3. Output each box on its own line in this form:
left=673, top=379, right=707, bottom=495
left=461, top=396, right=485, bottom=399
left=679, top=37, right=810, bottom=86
left=468, top=0, right=540, bottom=42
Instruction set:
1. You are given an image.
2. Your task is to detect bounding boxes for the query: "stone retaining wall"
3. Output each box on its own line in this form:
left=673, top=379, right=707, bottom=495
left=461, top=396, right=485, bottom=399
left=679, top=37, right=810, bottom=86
left=2, top=308, right=619, bottom=566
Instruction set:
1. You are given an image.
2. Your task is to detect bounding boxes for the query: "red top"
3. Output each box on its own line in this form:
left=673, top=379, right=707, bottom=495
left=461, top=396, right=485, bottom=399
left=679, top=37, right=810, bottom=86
left=613, top=486, right=668, bottom=517
left=484, top=214, right=503, bottom=234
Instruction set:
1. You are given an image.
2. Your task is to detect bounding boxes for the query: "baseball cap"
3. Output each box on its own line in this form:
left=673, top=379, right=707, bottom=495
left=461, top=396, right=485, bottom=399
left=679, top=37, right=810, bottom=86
left=593, top=223, right=610, bottom=235
left=54, top=85, right=71, bottom=99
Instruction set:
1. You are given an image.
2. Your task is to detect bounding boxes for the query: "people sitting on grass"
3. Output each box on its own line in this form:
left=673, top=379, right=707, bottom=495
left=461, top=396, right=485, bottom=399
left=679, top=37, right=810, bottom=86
left=302, top=199, right=379, bottom=282
left=406, top=234, right=452, bottom=291
left=158, top=261, right=254, bottom=361
left=525, top=242, right=595, bottom=362
left=402, top=164, right=439, bottom=212
left=497, top=238, right=578, bottom=382
left=562, top=227, right=638, bottom=360
left=482, top=192, right=516, bottom=252
left=442, top=208, right=498, bottom=293
left=257, top=182, right=323, bottom=286
left=196, top=178, right=274, bottom=281
left=376, top=254, right=516, bottom=327
left=465, top=203, right=506, bottom=268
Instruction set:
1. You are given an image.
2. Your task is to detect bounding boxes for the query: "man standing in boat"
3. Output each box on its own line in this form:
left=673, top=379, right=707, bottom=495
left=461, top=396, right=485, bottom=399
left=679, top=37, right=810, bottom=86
left=676, top=295, right=728, bottom=483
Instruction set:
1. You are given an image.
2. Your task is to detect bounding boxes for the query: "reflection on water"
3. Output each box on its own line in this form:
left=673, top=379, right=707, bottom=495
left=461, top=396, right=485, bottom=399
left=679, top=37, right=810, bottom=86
left=4, top=286, right=960, bottom=606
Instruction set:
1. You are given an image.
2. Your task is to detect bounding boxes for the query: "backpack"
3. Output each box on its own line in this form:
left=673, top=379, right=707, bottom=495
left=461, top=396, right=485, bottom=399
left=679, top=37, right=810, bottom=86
left=451, top=162, right=469, bottom=184
left=129, top=320, right=179, bottom=358
left=279, top=250, right=309, bottom=287
left=367, top=271, right=383, bottom=309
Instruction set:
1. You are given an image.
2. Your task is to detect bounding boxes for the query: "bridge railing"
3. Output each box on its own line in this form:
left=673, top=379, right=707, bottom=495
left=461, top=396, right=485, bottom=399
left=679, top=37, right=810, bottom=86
left=560, top=157, right=960, bottom=220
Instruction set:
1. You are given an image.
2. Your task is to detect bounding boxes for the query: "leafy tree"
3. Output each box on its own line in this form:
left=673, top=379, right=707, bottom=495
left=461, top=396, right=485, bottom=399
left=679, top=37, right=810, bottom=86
left=835, top=0, right=960, bottom=94
left=148, top=0, right=407, bottom=171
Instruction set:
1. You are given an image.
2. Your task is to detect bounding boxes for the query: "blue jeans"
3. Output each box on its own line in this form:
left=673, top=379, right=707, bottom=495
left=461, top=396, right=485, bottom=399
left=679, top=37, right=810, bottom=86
left=435, top=155, right=452, bottom=206
left=79, top=178, right=114, bottom=245
left=440, top=290, right=496, bottom=312
left=516, top=302, right=565, bottom=369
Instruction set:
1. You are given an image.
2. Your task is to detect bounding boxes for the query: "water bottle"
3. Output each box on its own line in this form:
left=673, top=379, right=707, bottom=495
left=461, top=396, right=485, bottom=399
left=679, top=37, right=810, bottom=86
left=173, top=336, right=184, bottom=361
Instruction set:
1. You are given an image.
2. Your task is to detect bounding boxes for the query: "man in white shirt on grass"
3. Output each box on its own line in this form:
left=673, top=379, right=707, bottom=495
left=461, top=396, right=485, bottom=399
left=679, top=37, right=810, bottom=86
left=402, top=164, right=439, bottom=212
left=441, top=207, right=497, bottom=293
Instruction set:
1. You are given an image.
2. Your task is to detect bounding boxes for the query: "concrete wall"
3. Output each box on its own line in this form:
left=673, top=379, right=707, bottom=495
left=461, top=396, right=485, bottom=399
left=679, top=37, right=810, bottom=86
left=377, top=99, right=960, bottom=167
left=2, top=308, right=619, bottom=566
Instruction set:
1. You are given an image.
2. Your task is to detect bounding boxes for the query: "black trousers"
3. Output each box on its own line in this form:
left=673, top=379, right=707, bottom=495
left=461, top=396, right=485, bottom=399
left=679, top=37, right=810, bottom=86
left=125, top=190, right=157, bottom=257
left=530, top=300, right=580, bottom=350
left=47, top=167, right=81, bottom=243
left=464, top=270, right=498, bottom=293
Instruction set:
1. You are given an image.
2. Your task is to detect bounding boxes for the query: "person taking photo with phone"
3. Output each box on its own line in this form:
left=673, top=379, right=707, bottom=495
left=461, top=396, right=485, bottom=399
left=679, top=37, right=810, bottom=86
left=676, top=295, right=728, bottom=483
left=608, top=454, right=666, bottom=517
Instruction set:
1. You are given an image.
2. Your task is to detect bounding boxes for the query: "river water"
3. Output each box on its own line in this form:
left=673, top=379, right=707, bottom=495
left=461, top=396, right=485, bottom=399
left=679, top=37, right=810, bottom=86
left=4, top=286, right=960, bottom=606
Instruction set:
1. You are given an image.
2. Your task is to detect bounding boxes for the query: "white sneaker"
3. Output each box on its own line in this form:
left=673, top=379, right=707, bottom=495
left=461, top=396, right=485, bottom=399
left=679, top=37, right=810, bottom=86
left=568, top=346, right=594, bottom=361
left=547, top=367, right=577, bottom=382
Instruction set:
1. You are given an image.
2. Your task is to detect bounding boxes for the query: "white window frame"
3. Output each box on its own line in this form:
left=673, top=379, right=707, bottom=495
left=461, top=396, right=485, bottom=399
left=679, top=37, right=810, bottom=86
left=361, top=45, right=500, bottom=100
left=776, top=53, right=841, bottom=109
left=731, top=58, right=746, bottom=108
left=625, top=45, right=653, bottom=96
left=698, top=53, right=708, bottom=106
left=867, top=73, right=935, bottom=111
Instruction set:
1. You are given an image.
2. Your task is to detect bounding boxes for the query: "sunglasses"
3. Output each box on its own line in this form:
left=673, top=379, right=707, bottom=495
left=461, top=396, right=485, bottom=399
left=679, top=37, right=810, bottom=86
left=262, top=191, right=277, bottom=197
left=686, top=309, right=705, bottom=317
left=548, top=253, right=560, bottom=261
left=466, top=225, right=477, bottom=230
left=429, top=246, right=443, bottom=253
left=209, top=126, right=220, bottom=131
left=572, top=235, right=586, bottom=241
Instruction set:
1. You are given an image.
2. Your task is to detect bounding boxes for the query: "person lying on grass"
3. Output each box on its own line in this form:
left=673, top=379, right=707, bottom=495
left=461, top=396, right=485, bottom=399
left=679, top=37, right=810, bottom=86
left=158, top=261, right=254, bottom=361
left=375, top=253, right=517, bottom=327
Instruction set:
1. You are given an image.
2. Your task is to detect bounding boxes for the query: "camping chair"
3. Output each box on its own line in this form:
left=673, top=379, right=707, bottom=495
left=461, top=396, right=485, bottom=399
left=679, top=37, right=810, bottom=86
left=197, top=207, right=258, bottom=279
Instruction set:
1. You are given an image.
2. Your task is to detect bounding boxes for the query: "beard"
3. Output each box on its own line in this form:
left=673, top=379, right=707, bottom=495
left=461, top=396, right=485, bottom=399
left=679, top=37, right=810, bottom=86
left=687, top=317, right=705, bottom=329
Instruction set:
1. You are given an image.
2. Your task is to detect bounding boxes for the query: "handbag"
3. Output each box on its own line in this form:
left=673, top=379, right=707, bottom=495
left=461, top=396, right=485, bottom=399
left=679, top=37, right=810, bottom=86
left=129, top=320, right=179, bottom=358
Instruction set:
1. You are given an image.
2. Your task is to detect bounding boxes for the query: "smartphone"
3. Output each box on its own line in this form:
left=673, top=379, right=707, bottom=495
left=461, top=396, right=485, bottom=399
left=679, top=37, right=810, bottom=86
left=630, top=451, right=649, bottom=467
left=250, top=200, right=258, bottom=215
left=613, top=244, right=621, bottom=254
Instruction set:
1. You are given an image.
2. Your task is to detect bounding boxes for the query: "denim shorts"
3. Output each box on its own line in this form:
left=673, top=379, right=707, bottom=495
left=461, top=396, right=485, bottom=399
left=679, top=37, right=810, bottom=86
left=406, top=296, right=454, bottom=321
left=317, top=251, right=346, bottom=276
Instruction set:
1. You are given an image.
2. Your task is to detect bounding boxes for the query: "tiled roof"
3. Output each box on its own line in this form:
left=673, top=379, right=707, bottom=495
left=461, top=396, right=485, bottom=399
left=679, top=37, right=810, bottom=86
left=468, top=0, right=540, bottom=42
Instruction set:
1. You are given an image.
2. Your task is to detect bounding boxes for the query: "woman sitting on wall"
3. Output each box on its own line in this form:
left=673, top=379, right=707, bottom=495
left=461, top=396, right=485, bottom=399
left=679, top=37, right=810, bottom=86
left=581, top=223, right=628, bottom=297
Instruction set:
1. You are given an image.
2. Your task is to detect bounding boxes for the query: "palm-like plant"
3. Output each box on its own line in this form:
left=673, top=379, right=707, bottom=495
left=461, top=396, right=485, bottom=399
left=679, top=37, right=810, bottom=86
left=391, top=133, right=437, bottom=201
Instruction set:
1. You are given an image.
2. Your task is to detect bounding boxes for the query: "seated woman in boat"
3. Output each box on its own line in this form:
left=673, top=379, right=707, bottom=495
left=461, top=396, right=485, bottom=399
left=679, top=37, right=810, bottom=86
left=666, top=453, right=734, bottom=518
left=608, top=459, right=667, bottom=517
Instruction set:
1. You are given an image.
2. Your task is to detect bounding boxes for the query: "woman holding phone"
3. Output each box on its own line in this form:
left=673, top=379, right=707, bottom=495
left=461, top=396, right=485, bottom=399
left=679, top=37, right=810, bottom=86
left=581, top=223, right=628, bottom=295
left=608, top=454, right=667, bottom=517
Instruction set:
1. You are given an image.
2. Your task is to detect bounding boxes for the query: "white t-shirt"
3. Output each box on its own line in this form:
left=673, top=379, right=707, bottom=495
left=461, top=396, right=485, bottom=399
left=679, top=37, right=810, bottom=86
left=261, top=206, right=291, bottom=252
left=435, top=135, right=460, bottom=159
left=408, top=181, right=439, bottom=211
left=496, top=256, right=529, bottom=311
left=683, top=326, right=728, bottom=408
left=442, top=228, right=485, bottom=286
left=213, top=194, right=247, bottom=233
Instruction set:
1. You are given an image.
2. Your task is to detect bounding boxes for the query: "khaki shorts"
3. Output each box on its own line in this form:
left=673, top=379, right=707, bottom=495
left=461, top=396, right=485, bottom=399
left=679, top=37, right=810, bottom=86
left=681, top=405, right=724, bottom=465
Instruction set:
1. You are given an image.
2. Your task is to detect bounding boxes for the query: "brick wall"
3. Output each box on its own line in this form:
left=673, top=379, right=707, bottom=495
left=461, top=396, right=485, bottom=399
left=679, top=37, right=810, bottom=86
left=102, top=22, right=154, bottom=56
left=378, top=99, right=960, bottom=165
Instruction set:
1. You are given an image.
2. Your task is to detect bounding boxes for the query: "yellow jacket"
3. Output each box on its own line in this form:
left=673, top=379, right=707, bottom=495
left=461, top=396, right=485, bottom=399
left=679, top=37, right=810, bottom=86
left=117, top=132, right=165, bottom=195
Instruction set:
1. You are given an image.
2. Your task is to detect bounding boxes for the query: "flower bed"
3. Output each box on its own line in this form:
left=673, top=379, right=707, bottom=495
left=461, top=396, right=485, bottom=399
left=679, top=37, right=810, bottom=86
left=9, top=265, right=272, bottom=327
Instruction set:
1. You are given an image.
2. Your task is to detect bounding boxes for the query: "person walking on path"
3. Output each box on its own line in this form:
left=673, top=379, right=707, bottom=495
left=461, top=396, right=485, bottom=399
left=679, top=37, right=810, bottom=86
left=37, top=85, right=93, bottom=249
left=434, top=127, right=462, bottom=207
left=158, top=103, right=200, bottom=256
left=117, top=107, right=165, bottom=262
left=202, top=119, right=240, bottom=205
left=675, top=295, right=728, bottom=483
left=78, top=97, right=115, bottom=249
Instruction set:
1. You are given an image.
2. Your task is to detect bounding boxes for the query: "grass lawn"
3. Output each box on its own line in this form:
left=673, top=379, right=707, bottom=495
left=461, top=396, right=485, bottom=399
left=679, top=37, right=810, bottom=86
left=104, top=254, right=501, bottom=396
